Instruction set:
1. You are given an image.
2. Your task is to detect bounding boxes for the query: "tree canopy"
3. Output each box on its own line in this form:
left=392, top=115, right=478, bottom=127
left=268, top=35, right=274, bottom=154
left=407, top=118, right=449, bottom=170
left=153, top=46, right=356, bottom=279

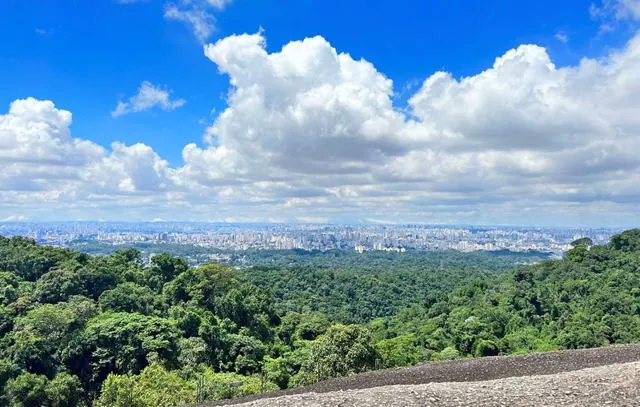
left=1, top=231, right=640, bottom=405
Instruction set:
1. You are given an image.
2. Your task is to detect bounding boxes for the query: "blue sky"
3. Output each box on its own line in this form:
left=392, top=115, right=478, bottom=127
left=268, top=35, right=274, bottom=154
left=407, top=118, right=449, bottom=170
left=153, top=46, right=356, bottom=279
left=0, top=0, right=625, bottom=163
left=1, top=0, right=640, bottom=225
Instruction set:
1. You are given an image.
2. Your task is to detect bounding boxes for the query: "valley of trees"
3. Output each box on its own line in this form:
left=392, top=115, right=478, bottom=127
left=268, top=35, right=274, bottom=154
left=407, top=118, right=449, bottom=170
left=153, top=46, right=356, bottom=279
left=240, top=249, right=547, bottom=323
left=1, top=230, right=640, bottom=406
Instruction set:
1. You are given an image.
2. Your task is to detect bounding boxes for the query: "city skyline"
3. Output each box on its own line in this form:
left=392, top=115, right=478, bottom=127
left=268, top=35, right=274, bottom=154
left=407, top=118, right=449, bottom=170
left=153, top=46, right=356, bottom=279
left=0, top=221, right=625, bottom=255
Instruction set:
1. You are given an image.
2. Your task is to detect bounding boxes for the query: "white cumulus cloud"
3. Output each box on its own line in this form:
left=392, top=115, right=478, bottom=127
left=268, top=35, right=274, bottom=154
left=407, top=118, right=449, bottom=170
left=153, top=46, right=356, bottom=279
left=179, top=33, right=408, bottom=187
left=0, top=97, right=180, bottom=220
left=84, top=142, right=175, bottom=193
left=176, top=31, right=640, bottom=223
left=4, top=31, right=640, bottom=224
left=112, top=81, right=185, bottom=117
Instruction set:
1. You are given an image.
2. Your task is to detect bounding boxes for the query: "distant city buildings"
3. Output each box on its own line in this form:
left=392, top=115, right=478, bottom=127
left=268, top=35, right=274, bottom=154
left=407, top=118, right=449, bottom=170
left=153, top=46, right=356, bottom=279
left=0, top=221, right=626, bottom=256
left=362, top=244, right=406, bottom=253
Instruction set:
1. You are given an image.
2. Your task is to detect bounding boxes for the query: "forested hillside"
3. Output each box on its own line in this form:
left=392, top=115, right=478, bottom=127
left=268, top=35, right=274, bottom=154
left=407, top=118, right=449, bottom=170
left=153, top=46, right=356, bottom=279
left=239, top=250, right=543, bottom=323
left=0, top=231, right=639, bottom=406
left=369, top=230, right=640, bottom=364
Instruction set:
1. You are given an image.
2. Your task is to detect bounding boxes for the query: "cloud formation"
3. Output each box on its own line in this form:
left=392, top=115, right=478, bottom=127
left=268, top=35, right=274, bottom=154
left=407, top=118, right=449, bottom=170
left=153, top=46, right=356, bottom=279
left=555, top=31, right=569, bottom=43
left=591, top=0, right=640, bottom=31
left=205, top=0, right=233, bottom=10
left=591, top=0, right=640, bottom=20
left=164, top=0, right=233, bottom=42
left=112, top=81, right=185, bottom=117
left=0, top=97, right=177, bottom=221
left=164, top=5, right=216, bottom=42
left=3, top=31, right=640, bottom=224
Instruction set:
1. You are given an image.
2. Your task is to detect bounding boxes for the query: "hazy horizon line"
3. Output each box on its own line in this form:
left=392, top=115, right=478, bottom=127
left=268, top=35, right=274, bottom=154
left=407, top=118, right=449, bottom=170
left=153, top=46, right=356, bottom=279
left=0, top=220, right=632, bottom=229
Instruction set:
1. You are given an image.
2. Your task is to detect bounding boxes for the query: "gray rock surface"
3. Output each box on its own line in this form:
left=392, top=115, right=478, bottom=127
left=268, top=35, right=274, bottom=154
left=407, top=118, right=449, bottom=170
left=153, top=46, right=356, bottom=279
left=229, top=361, right=640, bottom=406
left=206, top=344, right=640, bottom=406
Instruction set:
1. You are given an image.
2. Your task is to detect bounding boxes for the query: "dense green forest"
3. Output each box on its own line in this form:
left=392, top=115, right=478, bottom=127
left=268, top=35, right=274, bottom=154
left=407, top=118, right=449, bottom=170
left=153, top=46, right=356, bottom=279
left=239, top=250, right=548, bottom=323
left=1, top=231, right=640, bottom=406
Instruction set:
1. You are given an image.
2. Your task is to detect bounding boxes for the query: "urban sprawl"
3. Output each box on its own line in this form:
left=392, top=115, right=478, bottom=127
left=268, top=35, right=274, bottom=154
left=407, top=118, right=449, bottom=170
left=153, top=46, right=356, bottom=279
left=0, top=222, right=624, bottom=255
